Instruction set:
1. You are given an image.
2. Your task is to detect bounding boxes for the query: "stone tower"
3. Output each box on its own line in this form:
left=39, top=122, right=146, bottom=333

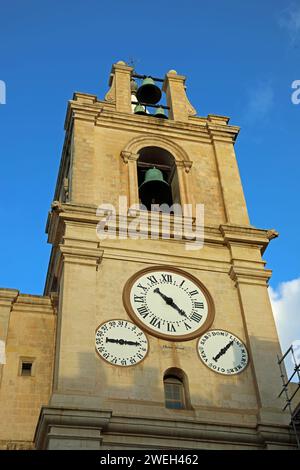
left=0, top=61, right=294, bottom=449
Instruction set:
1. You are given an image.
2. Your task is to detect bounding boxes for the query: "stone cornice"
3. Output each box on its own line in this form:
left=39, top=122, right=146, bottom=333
left=63, top=94, right=240, bottom=145
left=44, top=204, right=278, bottom=289
left=220, top=224, right=278, bottom=253
left=34, top=405, right=295, bottom=449
left=59, top=244, right=104, bottom=268
left=229, top=266, right=273, bottom=286
left=96, top=109, right=211, bottom=142
left=207, top=122, right=240, bottom=143
left=12, top=294, right=55, bottom=315
left=0, top=288, right=19, bottom=308
left=46, top=203, right=278, bottom=252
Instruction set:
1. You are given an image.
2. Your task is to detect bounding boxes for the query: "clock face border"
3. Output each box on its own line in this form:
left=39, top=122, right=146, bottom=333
left=95, top=318, right=150, bottom=368
left=196, top=329, right=249, bottom=376
left=122, top=265, right=215, bottom=342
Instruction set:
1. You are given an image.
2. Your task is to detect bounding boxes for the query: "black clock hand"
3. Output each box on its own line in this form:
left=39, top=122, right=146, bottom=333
left=106, top=338, right=141, bottom=346
left=153, top=287, right=173, bottom=304
left=154, top=288, right=188, bottom=318
left=212, top=340, right=234, bottom=362
left=124, top=340, right=141, bottom=346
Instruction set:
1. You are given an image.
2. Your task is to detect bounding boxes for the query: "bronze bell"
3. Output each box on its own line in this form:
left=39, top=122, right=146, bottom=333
left=136, top=77, right=162, bottom=105
left=131, top=78, right=138, bottom=95
left=139, top=167, right=172, bottom=210
left=153, top=106, right=168, bottom=119
left=134, top=103, right=147, bottom=115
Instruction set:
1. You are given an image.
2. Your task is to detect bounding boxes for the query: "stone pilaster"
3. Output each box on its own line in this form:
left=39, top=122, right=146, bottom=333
left=0, top=289, right=19, bottom=386
left=208, top=116, right=249, bottom=225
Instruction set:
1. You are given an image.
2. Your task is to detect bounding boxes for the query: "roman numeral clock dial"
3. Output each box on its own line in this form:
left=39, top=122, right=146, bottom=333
left=123, top=267, right=215, bottom=341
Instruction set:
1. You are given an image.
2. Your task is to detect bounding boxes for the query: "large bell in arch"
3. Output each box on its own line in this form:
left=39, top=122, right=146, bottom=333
left=139, top=167, right=172, bottom=210
left=136, top=77, right=162, bottom=105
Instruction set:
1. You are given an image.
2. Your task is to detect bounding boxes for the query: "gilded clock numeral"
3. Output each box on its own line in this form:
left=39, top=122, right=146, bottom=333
left=194, top=302, right=204, bottom=309
left=137, top=305, right=149, bottom=318
left=191, top=312, right=202, bottom=323
left=134, top=294, right=145, bottom=303
left=161, top=274, right=172, bottom=283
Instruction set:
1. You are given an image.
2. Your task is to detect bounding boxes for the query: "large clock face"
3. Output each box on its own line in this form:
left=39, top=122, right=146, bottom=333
left=95, top=319, right=149, bottom=367
left=197, top=329, right=249, bottom=375
left=123, top=266, right=215, bottom=341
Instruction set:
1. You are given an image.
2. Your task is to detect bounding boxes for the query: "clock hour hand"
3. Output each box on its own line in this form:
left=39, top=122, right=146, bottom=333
left=212, top=340, right=234, bottom=362
left=106, top=338, right=141, bottom=346
left=154, top=287, right=188, bottom=318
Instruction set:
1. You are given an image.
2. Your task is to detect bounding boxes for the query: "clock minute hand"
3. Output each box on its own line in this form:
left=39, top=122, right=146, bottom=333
left=169, top=300, right=188, bottom=318
left=154, top=288, right=187, bottom=318
left=153, top=287, right=173, bottom=304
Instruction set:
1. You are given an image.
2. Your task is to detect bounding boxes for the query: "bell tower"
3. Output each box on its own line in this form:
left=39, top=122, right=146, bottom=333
left=34, top=61, right=294, bottom=449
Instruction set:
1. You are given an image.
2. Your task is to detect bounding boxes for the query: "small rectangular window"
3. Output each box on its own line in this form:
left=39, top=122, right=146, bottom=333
left=19, top=357, right=35, bottom=377
left=21, top=362, right=32, bottom=376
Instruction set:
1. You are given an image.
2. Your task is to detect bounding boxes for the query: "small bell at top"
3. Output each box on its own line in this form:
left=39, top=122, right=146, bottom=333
left=134, top=103, right=147, bottom=116
left=136, top=77, right=162, bottom=105
left=153, top=106, right=168, bottom=119
left=130, top=78, right=138, bottom=95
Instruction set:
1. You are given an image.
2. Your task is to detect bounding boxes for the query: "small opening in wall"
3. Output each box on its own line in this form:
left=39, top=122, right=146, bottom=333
left=164, top=375, right=185, bottom=409
left=137, top=146, right=180, bottom=211
left=21, top=361, right=33, bottom=376
left=163, top=367, right=192, bottom=410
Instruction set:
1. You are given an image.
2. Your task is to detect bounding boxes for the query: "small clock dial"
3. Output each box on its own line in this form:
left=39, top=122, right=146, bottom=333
left=123, top=266, right=215, bottom=341
left=197, top=329, right=249, bottom=375
left=95, top=319, right=148, bottom=367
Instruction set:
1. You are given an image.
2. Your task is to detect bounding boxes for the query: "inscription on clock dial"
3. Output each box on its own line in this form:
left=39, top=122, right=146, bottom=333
left=197, top=329, right=249, bottom=375
left=123, top=267, right=215, bottom=341
left=95, top=320, right=148, bottom=367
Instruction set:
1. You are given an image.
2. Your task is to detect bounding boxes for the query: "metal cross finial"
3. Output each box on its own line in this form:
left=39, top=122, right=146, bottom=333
left=127, top=57, right=140, bottom=72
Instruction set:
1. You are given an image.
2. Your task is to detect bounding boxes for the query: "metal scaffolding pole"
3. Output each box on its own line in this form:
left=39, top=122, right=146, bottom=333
left=277, top=345, right=300, bottom=449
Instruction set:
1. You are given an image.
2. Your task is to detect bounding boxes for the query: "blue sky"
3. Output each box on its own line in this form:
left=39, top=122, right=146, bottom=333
left=0, top=1, right=299, bottom=356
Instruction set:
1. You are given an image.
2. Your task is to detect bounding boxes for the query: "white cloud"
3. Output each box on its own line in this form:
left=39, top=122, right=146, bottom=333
left=269, top=278, right=300, bottom=377
left=278, top=3, right=300, bottom=44
left=244, top=83, right=274, bottom=124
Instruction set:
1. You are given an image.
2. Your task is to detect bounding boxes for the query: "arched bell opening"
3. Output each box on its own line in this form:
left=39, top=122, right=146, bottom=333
left=137, top=147, right=180, bottom=211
